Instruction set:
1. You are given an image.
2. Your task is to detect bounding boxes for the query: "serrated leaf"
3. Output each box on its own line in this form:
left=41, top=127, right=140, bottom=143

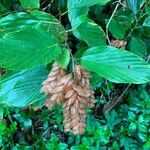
left=81, top=46, right=150, bottom=84
left=0, top=11, right=66, bottom=70
left=71, top=14, right=106, bottom=45
left=0, top=28, right=61, bottom=70
left=30, top=10, right=66, bottom=43
left=0, top=66, right=48, bottom=108
left=77, top=21, right=106, bottom=46
left=68, top=0, right=106, bottom=47
left=107, top=16, right=132, bottom=39
left=20, top=0, right=40, bottom=9
left=56, top=48, right=70, bottom=68
left=0, top=10, right=66, bottom=43
left=129, top=37, right=147, bottom=57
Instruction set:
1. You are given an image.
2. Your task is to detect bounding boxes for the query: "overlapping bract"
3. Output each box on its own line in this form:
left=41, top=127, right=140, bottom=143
left=111, top=39, right=127, bottom=49
left=41, top=62, right=95, bottom=135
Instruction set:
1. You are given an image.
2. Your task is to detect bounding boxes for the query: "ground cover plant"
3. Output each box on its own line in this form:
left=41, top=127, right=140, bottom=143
left=0, top=0, right=150, bottom=149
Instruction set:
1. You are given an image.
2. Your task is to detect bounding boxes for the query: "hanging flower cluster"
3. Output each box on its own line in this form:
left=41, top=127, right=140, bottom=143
left=41, top=62, right=95, bottom=135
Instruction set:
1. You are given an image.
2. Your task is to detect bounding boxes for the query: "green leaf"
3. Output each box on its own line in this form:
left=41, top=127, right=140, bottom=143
left=74, top=46, right=87, bottom=63
left=138, top=124, right=147, bottom=133
left=69, top=13, right=106, bottom=46
left=128, top=111, right=136, bottom=121
left=81, top=46, right=150, bottom=84
left=120, top=137, right=138, bottom=150
left=58, top=143, right=68, bottom=150
left=143, top=137, right=150, bottom=150
left=0, top=11, right=66, bottom=70
left=45, top=134, right=67, bottom=150
left=107, top=16, right=132, bottom=39
left=112, top=141, right=120, bottom=150
left=0, top=122, right=6, bottom=134
left=45, top=143, right=56, bottom=150
left=129, top=122, right=137, bottom=132
left=90, top=72, right=103, bottom=87
left=30, top=10, right=66, bottom=43
left=68, top=0, right=106, bottom=47
left=146, top=6, right=150, bottom=15
left=20, top=0, right=40, bottom=9
left=0, top=10, right=66, bottom=43
left=0, top=66, right=48, bottom=108
left=68, top=7, right=88, bottom=24
left=71, top=144, right=88, bottom=150
left=68, top=0, right=111, bottom=8
left=129, top=37, right=147, bottom=57
left=11, top=145, right=33, bottom=150
left=143, top=16, right=150, bottom=27
left=13, top=113, right=32, bottom=129
left=77, top=21, right=106, bottom=46
left=86, top=116, right=100, bottom=131
left=50, top=133, right=59, bottom=143
left=0, top=28, right=61, bottom=70
left=105, top=110, right=121, bottom=129
left=138, top=132, right=147, bottom=142
left=0, top=107, right=4, bottom=119
left=1, top=0, right=13, bottom=10
left=127, top=0, right=140, bottom=14
left=0, top=4, right=6, bottom=13
left=56, top=48, right=70, bottom=69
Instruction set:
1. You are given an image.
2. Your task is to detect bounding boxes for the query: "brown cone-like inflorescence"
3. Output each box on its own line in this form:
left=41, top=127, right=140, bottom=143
left=41, top=62, right=95, bottom=135
left=111, top=39, right=127, bottom=49
left=41, top=62, right=66, bottom=109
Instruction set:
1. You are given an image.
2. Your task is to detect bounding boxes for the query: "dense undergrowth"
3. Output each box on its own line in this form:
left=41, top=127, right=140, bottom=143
left=0, top=0, right=150, bottom=149
left=1, top=83, right=150, bottom=150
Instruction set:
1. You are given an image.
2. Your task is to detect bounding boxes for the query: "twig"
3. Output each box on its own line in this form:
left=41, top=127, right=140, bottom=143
left=42, top=0, right=54, bottom=11
left=112, top=0, right=125, bottom=6
left=61, top=10, right=69, bottom=16
left=125, top=13, right=146, bottom=40
left=103, top=84, right=131, bottom=113
left=106, top=0, right=122, bottom=45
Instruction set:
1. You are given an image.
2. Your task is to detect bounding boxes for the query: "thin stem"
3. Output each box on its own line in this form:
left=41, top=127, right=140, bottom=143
left=61, top=10, right=69, bottom=16
left=103, top=84, right=131, bottom=113
left=42, top=0, right=54, bottom=11
left=125, top=13, right=146, bottom=40
left=106, top=0, right=122, bottom=45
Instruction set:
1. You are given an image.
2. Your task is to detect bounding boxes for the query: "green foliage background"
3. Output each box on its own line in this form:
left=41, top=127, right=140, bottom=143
left=0, top=0, right=150, bottom=149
